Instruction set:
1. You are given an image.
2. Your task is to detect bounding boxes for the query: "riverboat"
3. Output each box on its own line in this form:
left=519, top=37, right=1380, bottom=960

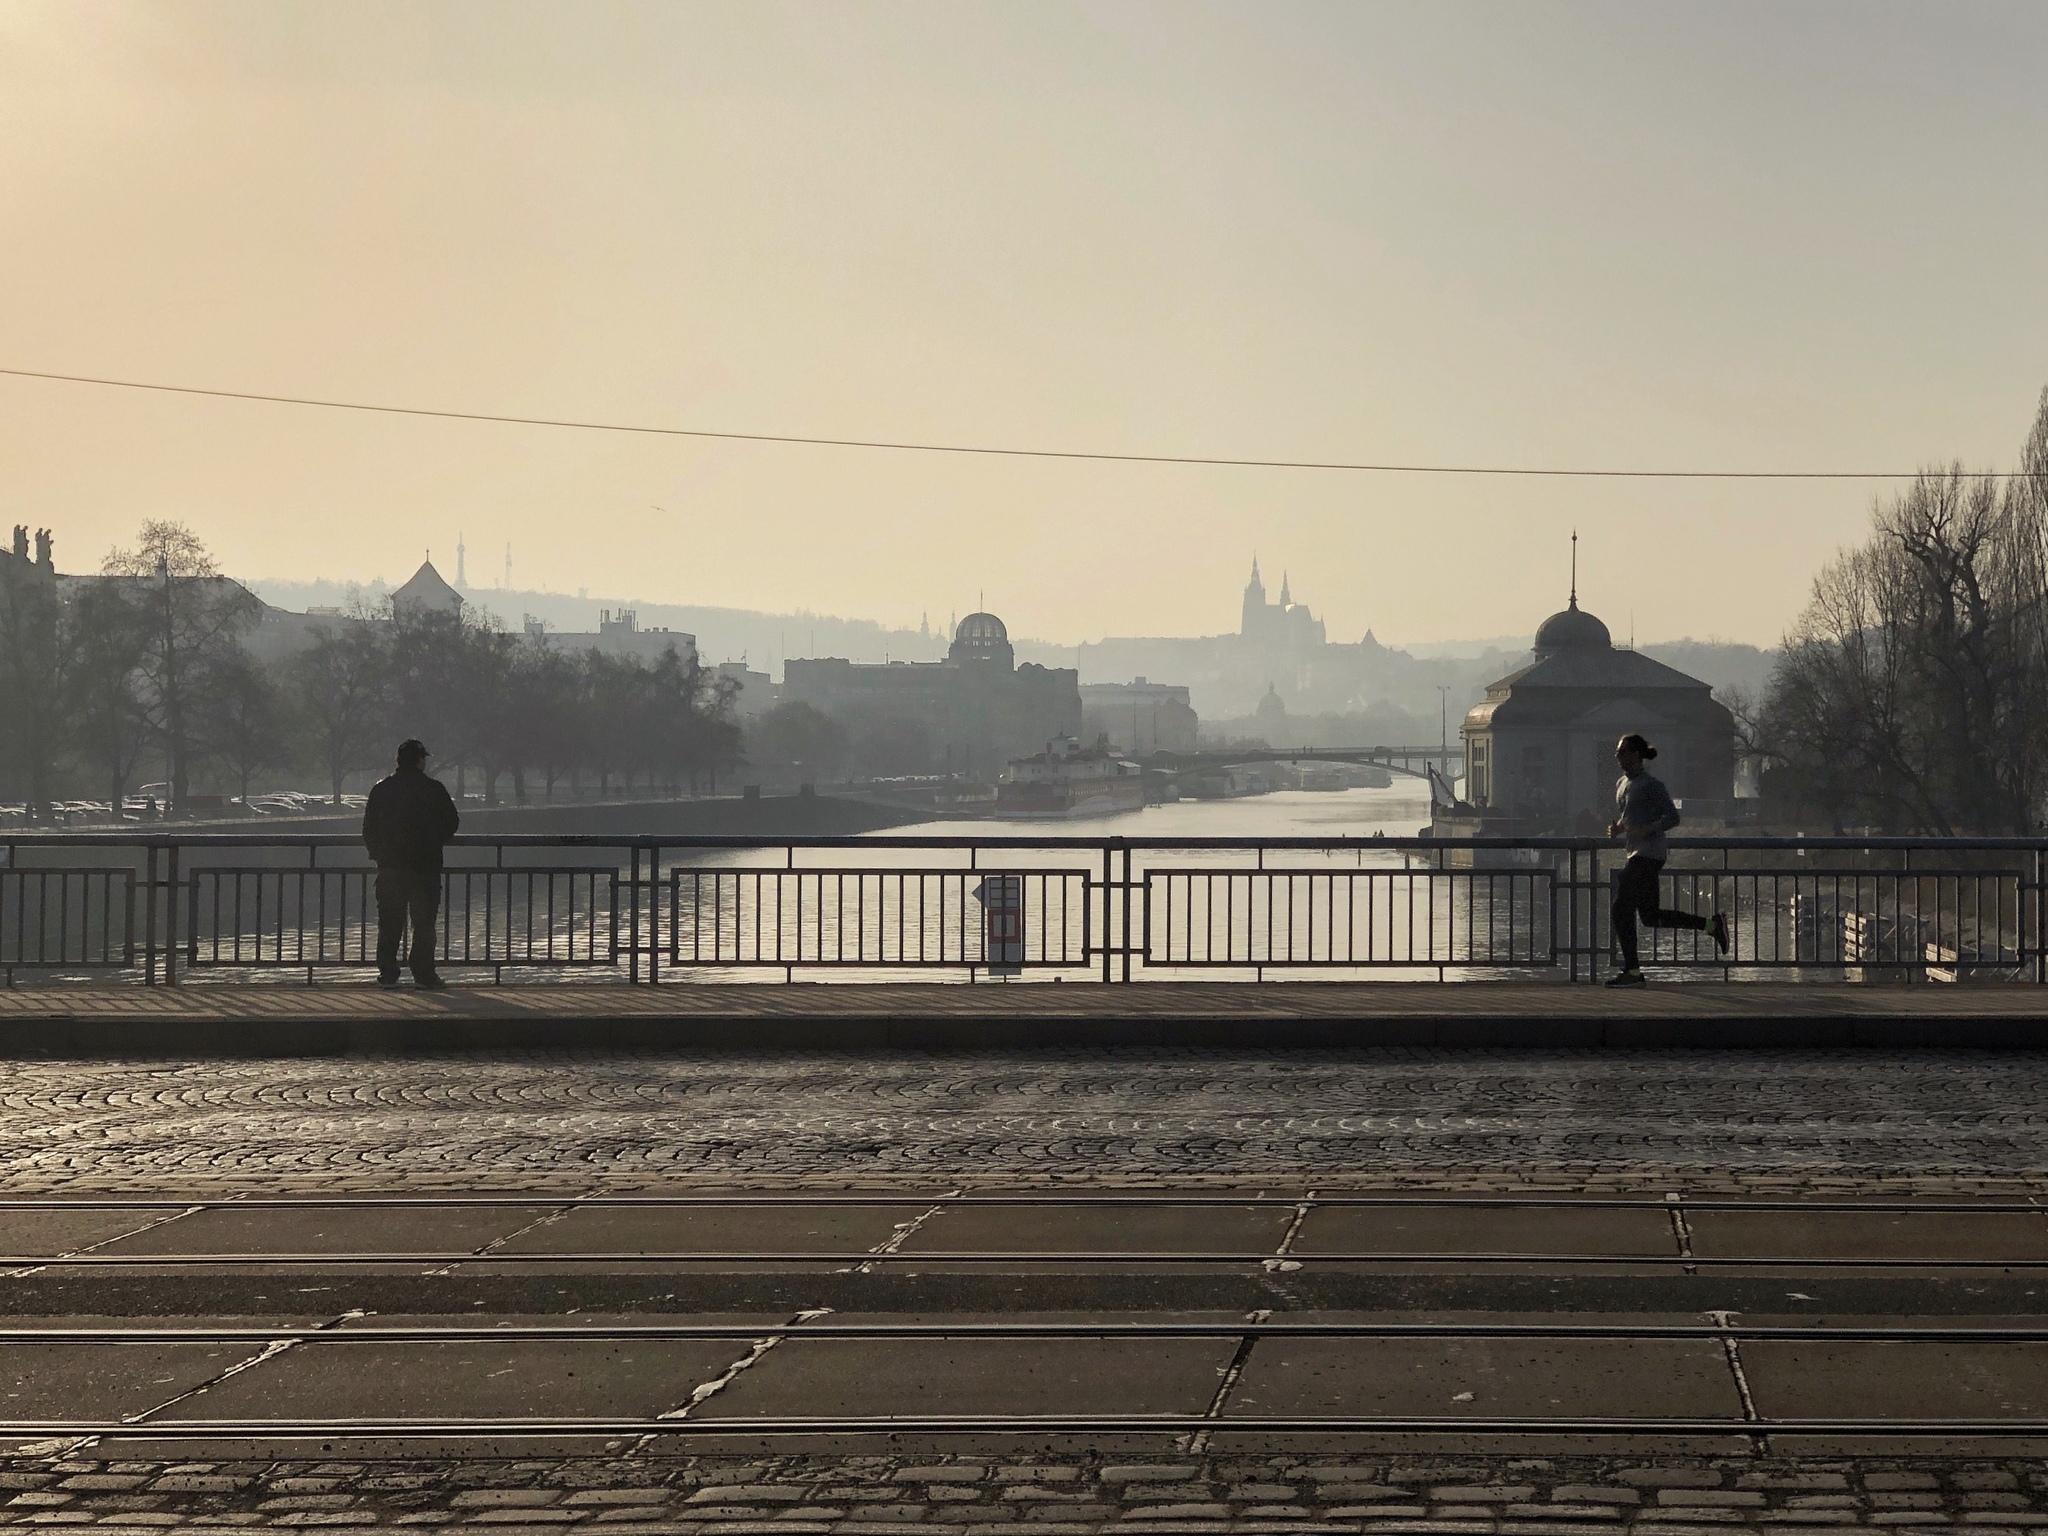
left=997, top=737, right=1147, bottom=819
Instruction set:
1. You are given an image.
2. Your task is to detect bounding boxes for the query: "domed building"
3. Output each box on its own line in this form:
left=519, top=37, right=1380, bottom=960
left=782, top=610, right=1081, bottom=778
left=1254, top=683, right=1288, bottom=732
left=1459, top=593, right=1734, bottom=831
left=948, top=611, right=1015, bottom=670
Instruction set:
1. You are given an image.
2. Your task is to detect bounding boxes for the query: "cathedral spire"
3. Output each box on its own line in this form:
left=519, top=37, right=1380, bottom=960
left=1280, top=571, right=1292, bottom=607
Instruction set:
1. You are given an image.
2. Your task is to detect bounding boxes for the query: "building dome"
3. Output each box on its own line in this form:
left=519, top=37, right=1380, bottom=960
left=954, top=612, right=1007, bottom=647
left=949, top=610, right=1015, bottom=669
left=1532, top=597, right=1611, bottom=655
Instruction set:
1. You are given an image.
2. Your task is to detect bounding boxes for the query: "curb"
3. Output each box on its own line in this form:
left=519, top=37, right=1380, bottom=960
left=0, top=1009, right=2044, bottom=1054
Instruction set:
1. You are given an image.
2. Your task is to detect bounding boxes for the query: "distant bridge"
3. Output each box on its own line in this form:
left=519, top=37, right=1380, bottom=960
left=1141, top=745, right=1464, bottom=783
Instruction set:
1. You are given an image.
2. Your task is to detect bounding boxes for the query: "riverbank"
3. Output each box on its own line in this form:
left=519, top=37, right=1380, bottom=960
left=49, top=792, right=938, bottom=840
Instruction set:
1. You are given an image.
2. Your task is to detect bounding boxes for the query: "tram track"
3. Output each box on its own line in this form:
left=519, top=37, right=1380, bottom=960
left=4, top=1194, right=2046, bottom=1208
left=5, top=1190, right=2045, bottom=1267
left=7, top=1413, right=2048, bottom=1440
left=6, top=1250, right=2048, bottom=1266
left=11, top=1319, right=2048, bottom=1340
left=4, top=1190, right=2048, bottom=1450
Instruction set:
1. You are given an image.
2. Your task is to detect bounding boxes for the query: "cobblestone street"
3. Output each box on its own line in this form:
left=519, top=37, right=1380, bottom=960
left=9, top=1048, right=2048, bottom=1523
left=4, top=1450, right=2047, bottom=1534
left=1, top=1049, right=2047, bottom=1192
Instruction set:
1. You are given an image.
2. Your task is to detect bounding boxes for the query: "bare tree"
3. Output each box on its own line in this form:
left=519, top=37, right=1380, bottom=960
left=292, top=617, right=390, bottom=804
left=101, top=522, right=260, bottom=815
left=1758, top=387, right=2048, bottom=833
left=201, top=651, right=290, bottom=805
left=64, top=580, right=152, bottom=817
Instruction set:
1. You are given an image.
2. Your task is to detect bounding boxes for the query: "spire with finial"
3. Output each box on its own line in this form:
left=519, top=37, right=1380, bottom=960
left=1242, top=556, right=1269, bottom=636
left=1280, top=572, right=1292, bottom=607
left=1569, top=529, right=1579, bottom=609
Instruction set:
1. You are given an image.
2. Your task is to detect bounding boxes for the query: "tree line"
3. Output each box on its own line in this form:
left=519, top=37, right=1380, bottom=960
left=0, top=523, right=740, bottom=819
left=1754, top=386, right=2048, bottom=834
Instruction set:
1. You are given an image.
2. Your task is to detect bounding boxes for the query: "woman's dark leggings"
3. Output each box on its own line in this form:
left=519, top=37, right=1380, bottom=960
left=1613, top=855, right=1706, bottom=969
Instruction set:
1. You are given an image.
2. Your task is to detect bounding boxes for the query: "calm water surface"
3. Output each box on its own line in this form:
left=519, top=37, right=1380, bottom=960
left=898, top=781, right=1435, bottom=842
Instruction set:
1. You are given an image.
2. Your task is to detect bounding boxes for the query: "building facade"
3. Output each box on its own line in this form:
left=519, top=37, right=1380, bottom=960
left=1460, top=595, right=1734, bottom=830
left=783, top=612, right=1081, bottom=777
left=528, top=607, right=700, bottom=668
left=1079, top=678, right=1199, bottom=755
left=713, top=659, right=774, bottom=719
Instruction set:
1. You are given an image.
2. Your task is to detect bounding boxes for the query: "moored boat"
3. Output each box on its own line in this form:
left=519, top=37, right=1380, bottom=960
left=997, top=737, right=1147, bottom=819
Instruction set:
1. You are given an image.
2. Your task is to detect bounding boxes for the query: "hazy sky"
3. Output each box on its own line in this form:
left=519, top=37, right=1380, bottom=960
left=4, top=1, right=2045, bottom=648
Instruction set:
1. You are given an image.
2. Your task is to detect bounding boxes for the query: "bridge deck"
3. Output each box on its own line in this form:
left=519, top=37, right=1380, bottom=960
left=0, top=981, right=2043, bottom=1051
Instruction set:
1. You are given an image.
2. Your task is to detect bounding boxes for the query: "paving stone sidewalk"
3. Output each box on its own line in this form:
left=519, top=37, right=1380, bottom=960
left=6, top=1049, right=2048, bottom=1192
left=2, top=1454, right=2044, bottom=1535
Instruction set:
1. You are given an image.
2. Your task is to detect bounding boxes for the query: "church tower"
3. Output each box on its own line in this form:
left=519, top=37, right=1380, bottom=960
left=1241, top=557, right=1268, bottom=638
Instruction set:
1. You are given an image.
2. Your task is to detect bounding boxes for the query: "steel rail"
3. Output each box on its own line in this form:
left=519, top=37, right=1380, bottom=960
left=3, top=1195, right=2045, bottom=1212
left=5, top=1413, right=2048, bottom=1439
left=8, top=1250, right=2048, bottom=1267
left=12, top=831, right=2048, bottom=850
left=8, top=1322, right=2048, bottom=1343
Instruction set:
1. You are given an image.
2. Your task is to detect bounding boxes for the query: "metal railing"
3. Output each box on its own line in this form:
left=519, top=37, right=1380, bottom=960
left=3, top=831, right=2045, bottom=984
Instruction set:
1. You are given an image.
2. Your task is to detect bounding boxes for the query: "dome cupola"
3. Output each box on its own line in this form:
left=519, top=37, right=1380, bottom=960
left=948, top=611, right=1014, bottom=669
left=1532, top=595, right=1612, bottom=656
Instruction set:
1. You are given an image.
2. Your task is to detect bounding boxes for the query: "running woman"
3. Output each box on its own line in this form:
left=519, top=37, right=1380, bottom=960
left=1607, top=733, right=1728, bottom=986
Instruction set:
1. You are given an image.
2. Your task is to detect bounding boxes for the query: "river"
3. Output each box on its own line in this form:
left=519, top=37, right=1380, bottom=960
left=888, top=780, right=1436, bottom=841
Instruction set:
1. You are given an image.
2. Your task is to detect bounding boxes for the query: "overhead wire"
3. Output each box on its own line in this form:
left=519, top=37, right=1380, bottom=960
left=0, top=365, right=2029, bottom=481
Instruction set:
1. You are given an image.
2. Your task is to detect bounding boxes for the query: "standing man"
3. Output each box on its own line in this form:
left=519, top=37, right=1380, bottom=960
left=1607, top=733, right=1727, bottom=987
left=362, top=739, right=460, bottom=989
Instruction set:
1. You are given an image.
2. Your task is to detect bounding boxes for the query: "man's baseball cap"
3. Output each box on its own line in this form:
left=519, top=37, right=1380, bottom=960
left=397, top=739, right=429, bottom=762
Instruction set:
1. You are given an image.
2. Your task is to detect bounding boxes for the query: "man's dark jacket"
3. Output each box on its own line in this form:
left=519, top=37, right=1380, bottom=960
left=362, top=767, right=460, bottom=872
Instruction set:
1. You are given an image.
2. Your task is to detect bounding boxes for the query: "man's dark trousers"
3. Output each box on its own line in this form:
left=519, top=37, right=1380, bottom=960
left=1612, top=855, right=1706, bottom=970
left=375, top=869, right=442, bottom=983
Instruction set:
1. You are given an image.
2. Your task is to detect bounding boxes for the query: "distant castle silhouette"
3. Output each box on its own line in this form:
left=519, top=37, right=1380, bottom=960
left=1239, top=556, right=1325, bottom=649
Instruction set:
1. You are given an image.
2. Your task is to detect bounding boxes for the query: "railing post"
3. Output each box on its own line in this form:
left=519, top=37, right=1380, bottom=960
left=1586, top=844, right=1601, bottom=985
left=143, top=843, right=158, bottom=986
left=1100, top=842, right=1112, bottom=984
left=1569, top=845, right=1580, bottom=982
left=628, top=844, right=641, bottom=984
left=648, top=842, right=660, bottom=988
left=2023, top=847, right=2039, bottom=991
left=164, top=841, right=179, bottom=986
left=1574, top=844, right=1587, bottom=982
left=1120, top=841, right=1134, bottom=983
